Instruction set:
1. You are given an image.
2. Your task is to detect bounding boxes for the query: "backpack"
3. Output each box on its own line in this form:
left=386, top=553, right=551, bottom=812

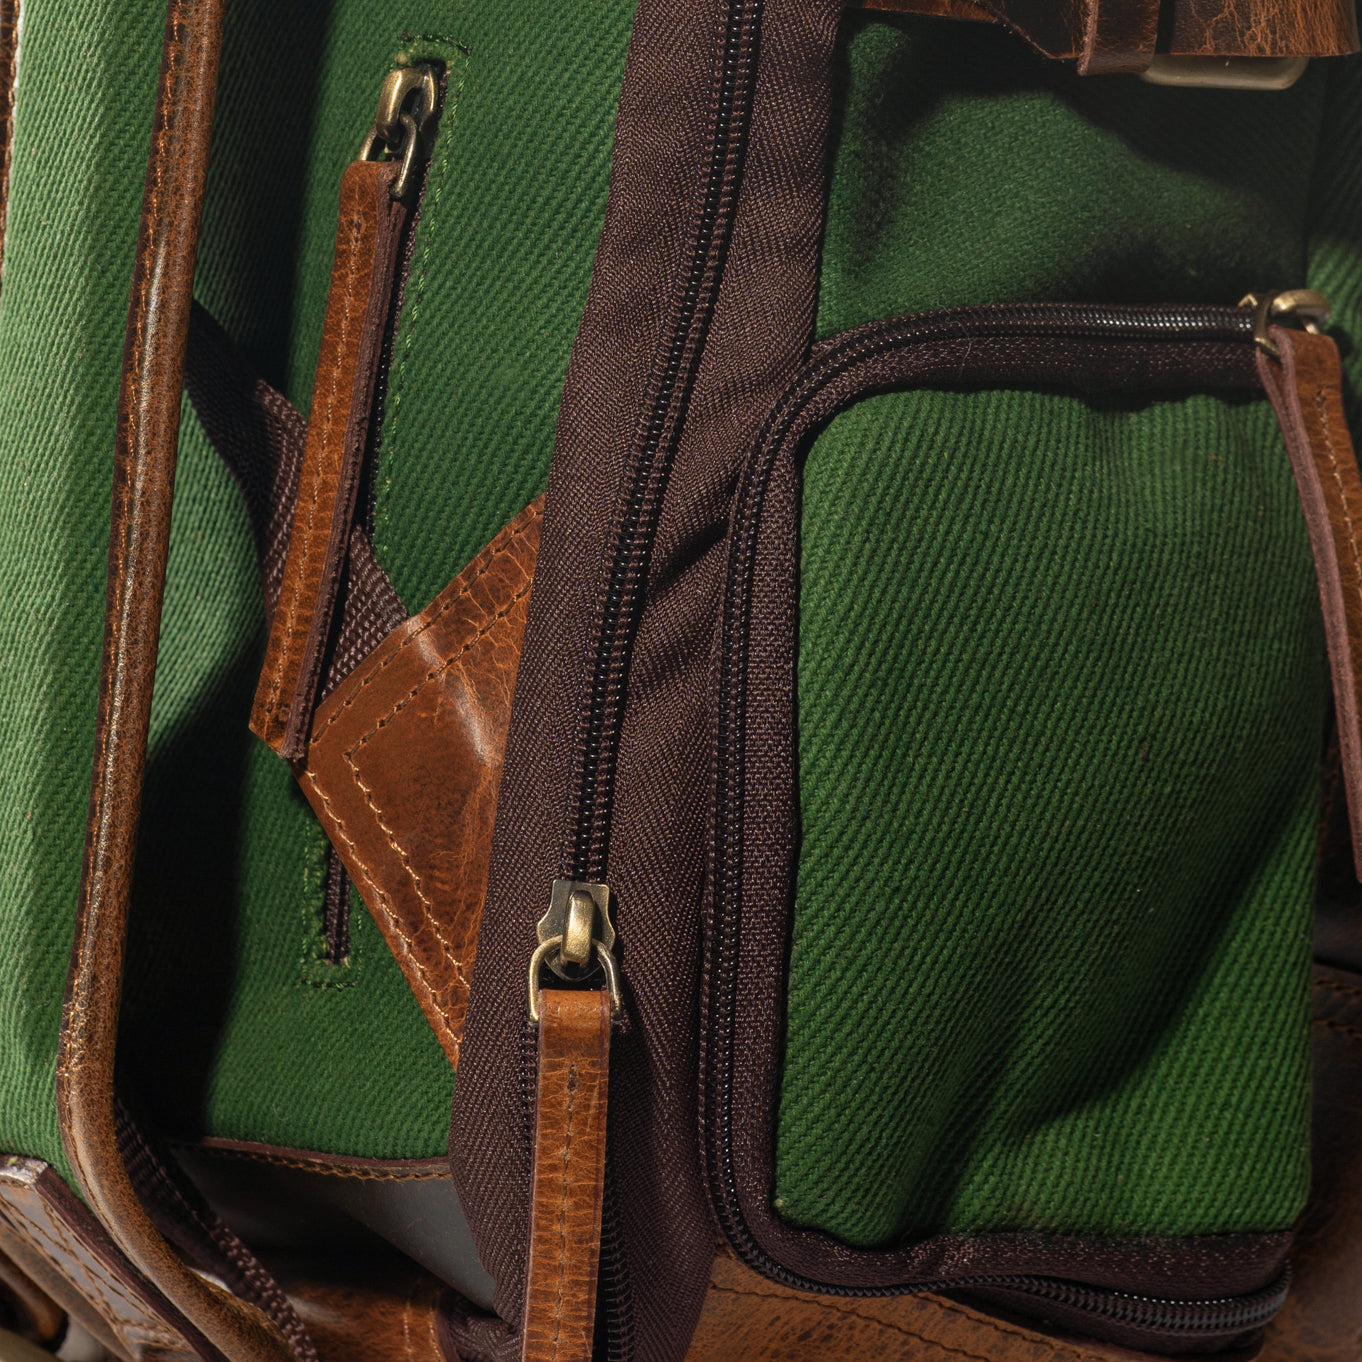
left=3, top=0, right=1362, bottom=1359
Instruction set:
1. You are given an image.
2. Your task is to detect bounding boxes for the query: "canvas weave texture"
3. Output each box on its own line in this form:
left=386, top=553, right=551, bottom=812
left=0, top=0, right=631, bottom=1172
left=774, top=15, right=1362, bottom=1244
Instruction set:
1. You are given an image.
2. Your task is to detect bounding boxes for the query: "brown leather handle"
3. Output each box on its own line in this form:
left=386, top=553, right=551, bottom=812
left=54, top=2, right=302, bottom=1359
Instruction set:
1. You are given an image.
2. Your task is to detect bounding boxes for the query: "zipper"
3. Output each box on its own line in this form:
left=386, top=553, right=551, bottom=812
left=529, top=3, right=764, bottom=1352
left=560, top=0, right=762, bottom=885
left=704, top=298, right=1300, bottom=1343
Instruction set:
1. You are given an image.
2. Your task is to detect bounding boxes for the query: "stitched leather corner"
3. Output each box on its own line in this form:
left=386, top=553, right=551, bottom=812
left=298, top=497, right=544, bottom=1067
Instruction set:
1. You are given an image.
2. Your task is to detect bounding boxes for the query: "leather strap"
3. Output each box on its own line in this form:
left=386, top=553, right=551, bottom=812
left=1258, top=327, right=1362, bottom=879
left=858, top=0, right=1358, bottom=62
left=54, top=2, right=307, bottom=1358
left=1077, top=0, right=1159, bottom=73
left=521, top=991, right=612, bottom=1362
left=250, top=157, right=407, bottom=760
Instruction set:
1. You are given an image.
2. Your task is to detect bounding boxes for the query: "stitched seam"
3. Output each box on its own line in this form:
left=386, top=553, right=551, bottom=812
left=310, top=514, right=537, bottom=744
left=1316, top=975, right=1362, bottom=1002
left=266, top=186, right=368, bottom=723
left=1317, top=382, right=1362, bottom=627
left=175, top=1146, right=447, bottom=1181
left=4, top=1202, right=176, bottom=1343
left=704, top=1283, right=1095, bottom=1361
left=1319, top=1016, right=1362, bottom=1044
left=338, top=578, right=534, bottom=994
left=301, top=773, right=461, bottom=1062
left=548, top=1058, right=578, bottom=1362
left=403, top=1276, right=415, bottom=1361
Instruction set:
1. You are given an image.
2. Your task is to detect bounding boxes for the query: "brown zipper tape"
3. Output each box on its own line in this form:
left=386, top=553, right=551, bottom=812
left=250, top=157, right=407, bottom=761
left=521, top=989, right=612, bottom=1362
left=55, top=1, right=309, bottom=1358
left=1259, top=326, right=1362, bottom=879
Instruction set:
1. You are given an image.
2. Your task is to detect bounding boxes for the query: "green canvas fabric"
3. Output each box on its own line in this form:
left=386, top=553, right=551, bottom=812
left=0, top=0, right=632, bottom=1171
left=774, top=16, right=1362, bottom=1244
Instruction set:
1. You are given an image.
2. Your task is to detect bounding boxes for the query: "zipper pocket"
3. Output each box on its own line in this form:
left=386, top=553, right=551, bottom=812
left=703, top=299, right=1304, bottom=1351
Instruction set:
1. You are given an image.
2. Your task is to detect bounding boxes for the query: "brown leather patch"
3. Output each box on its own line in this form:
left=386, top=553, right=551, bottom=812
left=1167, top=0, right=1359, bottom=56
left=855, top=0, right=1358, bottom=60
left=251, top=158, right=407, bottom=760
left=1078, top=0, right=1159, bottom=72
left=1259, top=328, right=1362, bottom=878
left=685, top=1250, right=1142, bottom=1361
left=521, top=991, right=611, bottom=1362
left=0, top=1157, right=205, bottom=1361
left=298, top=498, right=543, bottom=1067
left=278, top=1263, right=451, bottom=1362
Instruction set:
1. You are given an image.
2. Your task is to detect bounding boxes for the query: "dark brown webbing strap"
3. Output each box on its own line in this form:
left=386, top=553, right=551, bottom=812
left=55, top=1, right=309, bottom=1358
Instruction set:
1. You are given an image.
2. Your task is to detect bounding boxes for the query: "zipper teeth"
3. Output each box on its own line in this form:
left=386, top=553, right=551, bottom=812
left=706, top=302, right=1276, bottom=1337
left=565, top=0, right=762, bottom=880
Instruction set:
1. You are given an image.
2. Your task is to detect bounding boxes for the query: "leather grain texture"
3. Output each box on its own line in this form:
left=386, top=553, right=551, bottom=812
left=1258, top=328, right=1362, bottom=878
left=859, top=0, right=1358, bottom=59
left=521, top=991, right=611, bottom=1362
left=278, top=1264, right=455, bottom=1362
left=53, top=1, right=311, bottom=1358
left=251, top=157, right=406, bottom=760
left=1078, top=0, right=1159, bottom=72
left=0, top=1156, right=205, bottom=1361
left=1259, top=964, right=1362, bottom=1362
left=298, top=497, right=542, bottom=1068
left=684, top=1251, right=1149, bottom=1362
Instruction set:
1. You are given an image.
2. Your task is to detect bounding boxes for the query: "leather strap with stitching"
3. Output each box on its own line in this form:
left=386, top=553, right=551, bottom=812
left=521, top=990, right=612, bottom=1362
left=250, top=157, right=407, bottom=761
left=1258, top=326, right=1362, bottom=879
left=55, top=0, right=307, bottom=1357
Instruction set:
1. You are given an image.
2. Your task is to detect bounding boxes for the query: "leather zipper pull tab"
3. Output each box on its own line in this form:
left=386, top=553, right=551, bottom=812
left=251, top=62, right=440, bottom=760
left=1254, top=298, right=1362, bottom=878
left=521, top=988, right=612, bottom=1362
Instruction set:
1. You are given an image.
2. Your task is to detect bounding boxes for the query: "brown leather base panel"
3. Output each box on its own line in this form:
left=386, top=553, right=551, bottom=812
left=685, top=1251, right=1154, bottom=1362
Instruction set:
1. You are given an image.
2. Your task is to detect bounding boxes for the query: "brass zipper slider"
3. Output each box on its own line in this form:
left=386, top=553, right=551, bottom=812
left=360, top=61, right=441, bottom=201
left=1240, top=288, right=1332, bottom=359
left=528, top=879, right=623, bottom=1022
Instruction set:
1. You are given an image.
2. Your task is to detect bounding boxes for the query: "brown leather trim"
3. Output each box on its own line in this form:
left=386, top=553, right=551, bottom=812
left=179, top=1141, right=449, bottom=1183
left=1077, top=0, right=1159, bottom=73
left=251, top=158, right=407, bottom=760
left=54, top=2, right=307, bottom=1359
left=1258, top=328, right=1362, bottom=879
left=276, top=1262, right=455, bottom=1362
left=520, top=991, right=612, bottom=1362
left=684, top=1250, right=1151, bottom=1362
left=1165, top=0, right=1359, bottom=57
left=0, top=1157, right=209, bottom=1361
left=854, top=0, right=1358, bottom=60
left=0, top=0, right=17, bottom=280
left=297, top=497, right=542, bottom=1069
